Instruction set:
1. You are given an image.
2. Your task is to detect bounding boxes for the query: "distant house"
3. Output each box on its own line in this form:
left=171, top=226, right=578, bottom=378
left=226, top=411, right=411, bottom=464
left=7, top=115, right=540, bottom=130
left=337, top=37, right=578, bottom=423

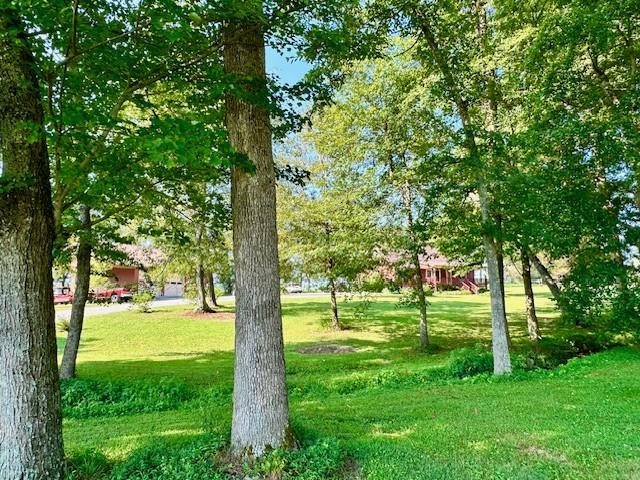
left=113, top=245, right=184, bottom=297
left=109, top=265, right=140, bottom=287
left=105, top=264, right=184, bottom=297
left=387, top=247, right=487, bottom=294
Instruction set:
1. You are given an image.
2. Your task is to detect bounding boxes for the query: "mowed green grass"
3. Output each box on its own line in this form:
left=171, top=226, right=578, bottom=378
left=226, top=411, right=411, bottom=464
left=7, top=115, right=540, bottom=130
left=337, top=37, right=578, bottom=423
left=59, top=286, right=640, bottom=479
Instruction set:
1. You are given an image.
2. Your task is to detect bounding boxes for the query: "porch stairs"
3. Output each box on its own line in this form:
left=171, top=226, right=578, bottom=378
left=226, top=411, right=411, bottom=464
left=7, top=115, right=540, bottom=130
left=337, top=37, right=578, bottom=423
left=459, top=278, right=480, bottom=294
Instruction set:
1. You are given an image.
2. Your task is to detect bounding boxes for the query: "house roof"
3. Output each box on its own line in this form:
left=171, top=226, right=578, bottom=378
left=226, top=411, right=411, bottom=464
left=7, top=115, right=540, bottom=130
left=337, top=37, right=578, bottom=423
left=116, top=244, right=166, bottom=270
left=386, top=247, right=460, bottom=270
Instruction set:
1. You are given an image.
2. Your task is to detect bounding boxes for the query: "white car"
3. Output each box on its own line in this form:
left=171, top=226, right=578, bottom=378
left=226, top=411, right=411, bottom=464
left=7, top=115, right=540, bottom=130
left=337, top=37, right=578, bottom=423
left=285, top=285, right=303, bottom=294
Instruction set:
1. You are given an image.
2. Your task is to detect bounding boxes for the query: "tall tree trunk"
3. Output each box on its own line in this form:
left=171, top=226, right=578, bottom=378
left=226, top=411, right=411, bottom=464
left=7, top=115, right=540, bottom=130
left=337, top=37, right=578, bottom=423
left=521, top=248, right=541, bottom=341
left=530, top=254, right=562, bottom=302
left=223, top=16, right=292, bottom=457
left=0, top=8, right=65, bottom=478
left=402, top=183, right=428, bottom=348
left=418, top=16, right=511, bottom=374
left=208, top=271, right=219, bottom=307
left=495, top=240, right=512, bottom=347
left=328, top=276, right=340, bottom=330
left=195, top=261, right=213, bottom=313
left=60, top=205, right=92, bottom=379
left=478, top=183, right=512, bottom=375
left=476, top=0, right=511, bottom=354
left=194, top=226, right=213, bottom=313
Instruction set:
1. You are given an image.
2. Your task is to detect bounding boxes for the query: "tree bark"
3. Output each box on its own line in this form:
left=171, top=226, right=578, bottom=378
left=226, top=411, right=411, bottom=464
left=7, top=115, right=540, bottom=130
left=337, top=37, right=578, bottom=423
left=328, top=276, right=340, bottom=330
left=193, top=226, right=213, bottom=313
left=208, top=271, right=219, bottom=307
left=0, top=8, right=65, bottom=478
left=478, top=183, right=512, bottom=375
left=194, top=260, right=213, bottom=313
left=495, top=240, right=512, bottom=347
left=530, top=254, right=562, bottom=302
left=223, top=17, right=292, bottom=457
left=60, top=205, right=92, bottom=379
left=521, top=248, right=541, bottom=341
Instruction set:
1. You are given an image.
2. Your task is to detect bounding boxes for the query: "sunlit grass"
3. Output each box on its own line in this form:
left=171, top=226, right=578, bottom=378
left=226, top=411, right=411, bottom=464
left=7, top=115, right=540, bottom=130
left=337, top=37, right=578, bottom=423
left=59, top=285, right=640, bottom=479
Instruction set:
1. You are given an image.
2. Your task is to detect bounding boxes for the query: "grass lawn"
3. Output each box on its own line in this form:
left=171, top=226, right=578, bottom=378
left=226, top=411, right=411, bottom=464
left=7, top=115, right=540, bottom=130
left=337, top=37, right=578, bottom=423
left=59, top=286, right=640, bottom=479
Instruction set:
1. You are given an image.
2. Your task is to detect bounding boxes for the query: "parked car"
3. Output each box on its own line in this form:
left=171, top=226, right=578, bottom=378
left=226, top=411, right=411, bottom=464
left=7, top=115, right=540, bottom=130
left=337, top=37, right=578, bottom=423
left=53, top=287, right=73, bottom=305
left=91, top=287, right=133, bottom=303
left=285, top=285, right=303, bottom=294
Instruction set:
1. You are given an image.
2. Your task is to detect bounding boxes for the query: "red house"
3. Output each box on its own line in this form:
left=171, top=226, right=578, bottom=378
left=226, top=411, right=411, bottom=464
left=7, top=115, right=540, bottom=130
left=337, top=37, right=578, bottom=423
left=108, top=265, right=140, bottom=287
left=387, top=247, right=487, bottom=294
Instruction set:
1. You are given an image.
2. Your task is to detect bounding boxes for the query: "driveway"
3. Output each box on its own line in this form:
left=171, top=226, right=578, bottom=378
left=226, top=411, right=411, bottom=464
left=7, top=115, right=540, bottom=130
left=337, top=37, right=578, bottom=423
left=55, top=296, right=190, bottom=321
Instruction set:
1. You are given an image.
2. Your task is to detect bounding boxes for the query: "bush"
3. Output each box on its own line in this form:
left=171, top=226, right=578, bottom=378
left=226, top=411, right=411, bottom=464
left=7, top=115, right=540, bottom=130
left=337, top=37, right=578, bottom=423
left=245, top=438, right=345, bottom=480
left=66, top=449, right=112, bottom=480
left=132, top=291, right=155, bottom=313
left=445, top=346, right=494, bottom=378
left=360, top=272, right=386, bottom=293
left=557, top=251, right=640, bottom=333
left=110, top=434, right=344, bottom=480
left=513, top=350, right=560, bottom=371
left=57, top=319, right=70, bottom=333
left=437, top=284, right=461, bottom=292
left=111, top=435, right=226, bottom=480
left=61, top=378, right=195, bottom=419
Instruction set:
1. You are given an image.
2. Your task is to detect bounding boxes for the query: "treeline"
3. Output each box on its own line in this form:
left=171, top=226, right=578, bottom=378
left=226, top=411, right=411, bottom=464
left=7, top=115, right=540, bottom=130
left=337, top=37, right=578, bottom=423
left=0, top=0, right=638, bottom=478
left=0, top=0, right=368, bottom=476
left=278, top=0, right=640, bottom=373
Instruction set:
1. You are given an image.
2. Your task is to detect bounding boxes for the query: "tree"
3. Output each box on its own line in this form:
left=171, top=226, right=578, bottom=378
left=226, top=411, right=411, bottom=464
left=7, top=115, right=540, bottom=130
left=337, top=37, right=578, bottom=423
left=218, top=0, right=378, bottom=456
left=371, top=0, right=513, bottom=373
left=308, top=52, right=439, bottom=346
left=36, top=0, right=233, bottom=376
left=0, top=7, right=64, bottom=478
left=278, top=145, right=381, bottom=330
left=520, top=248, right=541, bottom=341
left=500, top=0, right=640, bottom=329
left=59, top=205, right=91, bottom=378
left=223, top=12, right=292, bottom=456
left=208, top=271, right=220, bottom=307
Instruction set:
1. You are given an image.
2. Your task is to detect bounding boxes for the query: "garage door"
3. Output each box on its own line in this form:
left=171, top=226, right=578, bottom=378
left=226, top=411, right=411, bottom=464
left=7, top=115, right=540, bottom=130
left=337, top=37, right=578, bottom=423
left=163, top=281, right=184, bottom=297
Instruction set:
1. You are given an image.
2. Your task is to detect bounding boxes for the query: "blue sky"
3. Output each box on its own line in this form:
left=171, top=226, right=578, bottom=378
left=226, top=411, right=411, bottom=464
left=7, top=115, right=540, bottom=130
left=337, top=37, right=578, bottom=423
left=266, top=47, right=311, bottom=86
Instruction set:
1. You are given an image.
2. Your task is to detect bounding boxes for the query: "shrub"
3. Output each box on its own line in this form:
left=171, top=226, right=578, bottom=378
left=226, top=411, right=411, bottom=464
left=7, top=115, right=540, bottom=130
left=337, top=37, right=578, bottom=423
left=438, top=284, right=461, bottom=292
left=245, top=438, right=345, bottom=480
left=557, top=251, right=640, bottom=333
left=110, top=435, right=344, bottom=480
left=124, top=282, right=140, bottom=294
left=513, top=350, right=560, bottom=371
left=132, top=291, right=155, bottom=313
left=66, top=449, right=112, bottom=480
left=445, top=346, right=494, bottom=378
left=57, top=319, right=70, bottom=333
left=360, top=272, right=386, bottom=293
left=111, top=435, right=226, bottom=480
left=61, top=378, right=195, bottom=419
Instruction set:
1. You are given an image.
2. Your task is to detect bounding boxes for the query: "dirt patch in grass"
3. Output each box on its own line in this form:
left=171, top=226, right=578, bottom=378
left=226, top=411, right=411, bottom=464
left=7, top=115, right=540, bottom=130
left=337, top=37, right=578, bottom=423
left=521, top=445, right=568, bottom=463
left=183, top=311, right=235, bottom=321
left=340, top=456, right=365, bottom=480
left=298, top=344, right=358, bottom=355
